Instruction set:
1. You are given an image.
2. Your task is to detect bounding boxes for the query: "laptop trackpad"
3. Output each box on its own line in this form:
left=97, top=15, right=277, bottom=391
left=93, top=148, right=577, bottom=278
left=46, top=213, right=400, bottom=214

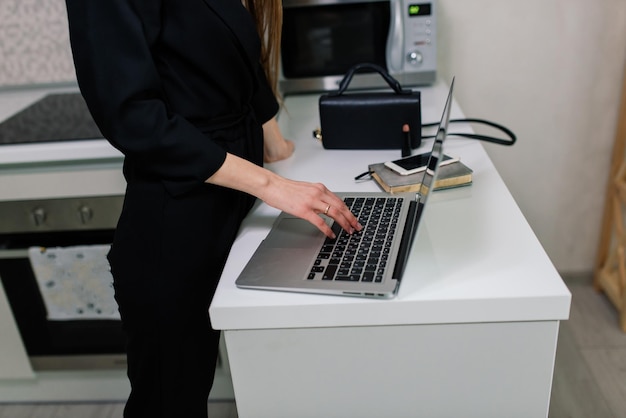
left=264, top=218, right=325, bottom=249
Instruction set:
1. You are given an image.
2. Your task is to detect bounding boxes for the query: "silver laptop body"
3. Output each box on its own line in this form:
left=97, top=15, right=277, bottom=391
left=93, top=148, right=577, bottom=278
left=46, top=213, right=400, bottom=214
left=236, top=79, right=455, bottom=298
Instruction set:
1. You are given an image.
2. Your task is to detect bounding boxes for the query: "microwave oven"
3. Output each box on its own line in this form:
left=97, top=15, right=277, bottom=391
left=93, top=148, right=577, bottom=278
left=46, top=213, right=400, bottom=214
left=279, top=0, right=437, bottom=95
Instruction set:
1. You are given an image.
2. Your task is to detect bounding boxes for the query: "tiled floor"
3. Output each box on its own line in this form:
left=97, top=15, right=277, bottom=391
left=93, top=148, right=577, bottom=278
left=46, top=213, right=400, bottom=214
left=0, top=278, right=624, bottom=418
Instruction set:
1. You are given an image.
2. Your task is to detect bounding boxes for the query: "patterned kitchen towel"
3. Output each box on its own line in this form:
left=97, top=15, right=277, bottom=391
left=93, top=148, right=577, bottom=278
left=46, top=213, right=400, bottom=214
left=28, top=245, right=120, bottom=320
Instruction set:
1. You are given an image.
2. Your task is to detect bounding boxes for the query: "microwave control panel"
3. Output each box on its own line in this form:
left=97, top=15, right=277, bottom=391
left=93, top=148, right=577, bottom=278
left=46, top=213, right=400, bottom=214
left=388, top=0, right=437, bottom=75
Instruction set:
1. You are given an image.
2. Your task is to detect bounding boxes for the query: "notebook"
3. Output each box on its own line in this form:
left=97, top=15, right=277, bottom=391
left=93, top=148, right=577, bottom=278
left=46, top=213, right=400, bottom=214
left=235, top=79, right=455, bottom=298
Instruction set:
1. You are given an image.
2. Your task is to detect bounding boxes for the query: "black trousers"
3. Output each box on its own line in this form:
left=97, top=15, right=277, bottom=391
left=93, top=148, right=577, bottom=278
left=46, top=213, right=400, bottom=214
left=108, top=120, right=261, bottom=418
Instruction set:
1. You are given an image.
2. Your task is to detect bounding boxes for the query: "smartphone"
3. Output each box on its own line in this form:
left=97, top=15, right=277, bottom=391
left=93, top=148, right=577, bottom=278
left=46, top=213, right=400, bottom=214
left=384, top=153, right=459, bottom=176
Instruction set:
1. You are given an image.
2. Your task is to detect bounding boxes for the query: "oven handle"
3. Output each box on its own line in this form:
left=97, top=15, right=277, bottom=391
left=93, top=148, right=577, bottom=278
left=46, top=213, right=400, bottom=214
left=0, top=249, right=29, bottom=259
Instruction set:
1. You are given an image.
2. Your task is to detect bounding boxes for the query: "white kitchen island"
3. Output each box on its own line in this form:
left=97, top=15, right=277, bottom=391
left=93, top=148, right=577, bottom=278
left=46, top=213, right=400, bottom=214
left=209, top=81, right=571, bottom=418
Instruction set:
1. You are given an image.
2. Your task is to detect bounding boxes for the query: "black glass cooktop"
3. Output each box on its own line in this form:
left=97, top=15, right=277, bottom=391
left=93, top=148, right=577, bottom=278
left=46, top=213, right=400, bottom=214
left=0, top=93, right=104, bottom=145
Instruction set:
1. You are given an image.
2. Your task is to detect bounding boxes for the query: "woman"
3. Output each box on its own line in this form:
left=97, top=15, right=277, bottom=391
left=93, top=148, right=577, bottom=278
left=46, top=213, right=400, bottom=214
left=64, top=1, right=361, bottom=417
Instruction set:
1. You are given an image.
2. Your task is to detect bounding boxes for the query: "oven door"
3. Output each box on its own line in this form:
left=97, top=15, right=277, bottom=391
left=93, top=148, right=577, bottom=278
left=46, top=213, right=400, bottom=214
left=0, top=229, right=127, bottom=371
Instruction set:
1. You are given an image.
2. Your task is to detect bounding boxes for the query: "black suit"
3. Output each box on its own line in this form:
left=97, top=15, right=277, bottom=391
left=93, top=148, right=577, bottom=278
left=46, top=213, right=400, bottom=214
left=65, top=1, right=278, bottom=416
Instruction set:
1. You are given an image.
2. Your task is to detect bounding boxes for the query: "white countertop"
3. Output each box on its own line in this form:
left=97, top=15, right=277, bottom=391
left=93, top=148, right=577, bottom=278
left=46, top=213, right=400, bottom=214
left=210, top=81, right=571, bottom=330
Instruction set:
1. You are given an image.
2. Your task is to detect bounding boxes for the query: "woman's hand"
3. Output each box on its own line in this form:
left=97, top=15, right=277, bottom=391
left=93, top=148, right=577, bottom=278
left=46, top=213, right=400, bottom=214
left=262, top=117, right=295, bottom=163
left=257, top=175, right=362, bottom=239
left=206, top=153, right=362, bottom=238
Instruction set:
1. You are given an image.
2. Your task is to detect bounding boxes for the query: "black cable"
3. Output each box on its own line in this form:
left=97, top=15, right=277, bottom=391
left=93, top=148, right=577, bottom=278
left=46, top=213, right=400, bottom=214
left=421, top=118, right=516, bottom=146
left=352, top=118, right=515, bottom=181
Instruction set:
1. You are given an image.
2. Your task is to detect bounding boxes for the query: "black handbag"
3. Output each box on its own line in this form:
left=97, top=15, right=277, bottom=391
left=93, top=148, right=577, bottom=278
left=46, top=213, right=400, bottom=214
left=318, top=63, right=421, bottom=150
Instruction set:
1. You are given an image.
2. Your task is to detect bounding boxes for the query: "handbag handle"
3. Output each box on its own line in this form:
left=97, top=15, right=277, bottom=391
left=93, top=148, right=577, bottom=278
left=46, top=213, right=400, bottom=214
left=334, top=63, right=409, bottom=96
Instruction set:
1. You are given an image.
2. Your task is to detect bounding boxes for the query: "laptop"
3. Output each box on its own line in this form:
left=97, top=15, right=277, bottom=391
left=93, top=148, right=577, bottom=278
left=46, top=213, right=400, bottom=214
left=235, top=78, right=455, bottom=298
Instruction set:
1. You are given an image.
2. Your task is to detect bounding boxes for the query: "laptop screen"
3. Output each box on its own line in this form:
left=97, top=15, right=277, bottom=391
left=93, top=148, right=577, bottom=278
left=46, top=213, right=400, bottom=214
left=392, top=78, right=455, bottom=282
left=418, top=77, right=454, bottom=204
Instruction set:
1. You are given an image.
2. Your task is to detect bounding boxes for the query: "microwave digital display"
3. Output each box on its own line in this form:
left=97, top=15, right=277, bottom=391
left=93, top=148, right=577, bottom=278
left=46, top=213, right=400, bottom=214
left=408, top=3, right=431, bottom=17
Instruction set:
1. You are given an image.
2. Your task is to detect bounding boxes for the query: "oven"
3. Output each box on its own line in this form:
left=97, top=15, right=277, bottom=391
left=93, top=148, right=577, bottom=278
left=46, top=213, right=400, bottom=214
left=0, top=90, right=130, bottom=373
left=0, top=195, right=126, bottom=371
left=0, top=89, right=233, bottom=399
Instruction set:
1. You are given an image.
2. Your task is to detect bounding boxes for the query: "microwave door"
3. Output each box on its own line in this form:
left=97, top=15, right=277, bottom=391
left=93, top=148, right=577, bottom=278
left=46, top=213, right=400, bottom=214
left=280, top=0, right=391, bottom=92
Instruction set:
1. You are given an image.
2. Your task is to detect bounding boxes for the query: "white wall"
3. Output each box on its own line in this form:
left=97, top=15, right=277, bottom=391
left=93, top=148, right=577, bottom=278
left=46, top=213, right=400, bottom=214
left=1, top=0, right=625, bottom=274
left=437, top=0, right=626, bottom=274
left=0, top=0, right=74, bottom=86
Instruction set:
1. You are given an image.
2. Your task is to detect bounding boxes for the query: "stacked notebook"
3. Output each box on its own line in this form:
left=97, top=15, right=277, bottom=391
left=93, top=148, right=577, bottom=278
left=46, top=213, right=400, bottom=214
left=368, top=158, right=472, bottom=194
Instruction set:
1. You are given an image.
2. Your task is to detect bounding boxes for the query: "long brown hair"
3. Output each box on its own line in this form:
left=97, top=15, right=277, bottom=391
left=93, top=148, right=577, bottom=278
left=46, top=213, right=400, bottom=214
left=243, top=0, right=283, bottom=100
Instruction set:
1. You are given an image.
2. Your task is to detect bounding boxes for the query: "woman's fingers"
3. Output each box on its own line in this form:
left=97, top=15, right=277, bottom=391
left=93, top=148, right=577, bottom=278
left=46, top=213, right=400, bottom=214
left=315, top=190, right=362, bottom=238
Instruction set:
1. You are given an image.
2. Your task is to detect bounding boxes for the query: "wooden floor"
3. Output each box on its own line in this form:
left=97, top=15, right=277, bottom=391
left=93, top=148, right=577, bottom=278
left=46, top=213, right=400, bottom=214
left=0, top=401, right=238, bottom=417
left=1, top=278, right=625, bottom=418
left=549, top=277, right=626, bottom=418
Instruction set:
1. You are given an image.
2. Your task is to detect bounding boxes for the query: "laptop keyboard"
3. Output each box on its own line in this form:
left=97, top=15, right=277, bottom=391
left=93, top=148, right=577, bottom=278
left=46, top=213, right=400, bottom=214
left=308, top=197, right=404, bottom=283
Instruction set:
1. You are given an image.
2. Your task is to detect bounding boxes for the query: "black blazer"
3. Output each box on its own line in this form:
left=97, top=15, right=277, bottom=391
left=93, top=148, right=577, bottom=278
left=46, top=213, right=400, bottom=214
left=66, top=0, right=279, bottom=196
